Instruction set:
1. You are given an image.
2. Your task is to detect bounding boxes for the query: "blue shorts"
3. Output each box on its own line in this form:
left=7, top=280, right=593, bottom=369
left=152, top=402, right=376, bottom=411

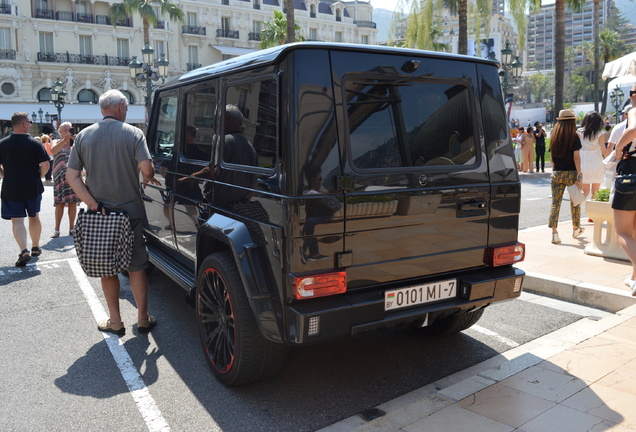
left=1, top=195, right=42, bottom=220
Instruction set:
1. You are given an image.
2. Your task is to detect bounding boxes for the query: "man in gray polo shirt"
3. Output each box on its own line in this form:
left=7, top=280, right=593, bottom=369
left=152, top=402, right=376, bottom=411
left=67, top=89, right=160, bottom=336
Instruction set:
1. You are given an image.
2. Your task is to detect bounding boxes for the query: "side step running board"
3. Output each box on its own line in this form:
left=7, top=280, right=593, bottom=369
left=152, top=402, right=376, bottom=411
left=148, top=246, right=196, bottom=292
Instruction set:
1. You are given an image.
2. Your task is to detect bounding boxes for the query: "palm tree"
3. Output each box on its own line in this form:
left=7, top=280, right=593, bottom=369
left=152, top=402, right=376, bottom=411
left=599, top=29, right=622, bottom=115
left=260, top=9, right=303, bottom=49
left=109, top=0, right=184, bottom=47
left=284, top=0, right=295, bottom=44
left=593, top=0, right=600, bottom=111
left=554, top=0, right=586, bottom=114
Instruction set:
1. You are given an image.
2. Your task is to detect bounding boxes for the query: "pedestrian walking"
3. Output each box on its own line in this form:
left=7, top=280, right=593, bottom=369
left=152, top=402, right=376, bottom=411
left=521, top=126, right=536, bottom=173
left=534, top=122, right=547, bottom=173
left=608, top=85, right=636, bottom=293
left=67, top=90, right=161, bottom=335
left=50, top=122, right=81, bottom=238
left=548, top=109, right=584, bottom=244
left=41, top=134, right=53, bottom=184
left=577, top=111, right=611, bottom=201
left=0, top=112, right=50, bottom=266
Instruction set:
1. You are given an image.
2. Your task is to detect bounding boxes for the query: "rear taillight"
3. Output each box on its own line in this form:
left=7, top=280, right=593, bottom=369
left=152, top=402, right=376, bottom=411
left=487, top=242, right=525, bottom=266
left=292, top=272, right=347, bottom=299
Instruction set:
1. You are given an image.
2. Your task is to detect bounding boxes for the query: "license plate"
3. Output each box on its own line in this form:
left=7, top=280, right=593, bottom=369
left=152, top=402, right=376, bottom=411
left=384, top=279, right=457, bottom=311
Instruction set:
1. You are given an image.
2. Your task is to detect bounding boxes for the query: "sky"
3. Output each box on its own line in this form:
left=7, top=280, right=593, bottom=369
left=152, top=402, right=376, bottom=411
left=369, top=0, right=399, bottom=12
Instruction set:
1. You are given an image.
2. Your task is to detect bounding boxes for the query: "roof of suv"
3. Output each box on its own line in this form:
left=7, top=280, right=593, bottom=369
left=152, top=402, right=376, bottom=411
left=171, top=42, right=500, bottom=87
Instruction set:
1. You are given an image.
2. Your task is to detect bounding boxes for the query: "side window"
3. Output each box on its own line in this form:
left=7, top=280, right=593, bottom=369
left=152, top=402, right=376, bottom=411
left=152, top=93, right=178, bottom=157
left=183, top=82, right=216, bottom=162
left=345, top=77, right=477, bottom=169
left=225, top=77, right=277, bottom=170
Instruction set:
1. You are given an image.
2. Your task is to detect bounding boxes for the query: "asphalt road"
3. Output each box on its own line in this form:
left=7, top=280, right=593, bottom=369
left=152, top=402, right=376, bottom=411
left=520, top=172, right=590, bottom=230
left=0, top=182, right=594, bottom=431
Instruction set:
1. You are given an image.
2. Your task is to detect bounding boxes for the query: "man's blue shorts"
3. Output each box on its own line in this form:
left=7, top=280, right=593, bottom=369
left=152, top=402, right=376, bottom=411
left=1, top=195, right=42, bottom=220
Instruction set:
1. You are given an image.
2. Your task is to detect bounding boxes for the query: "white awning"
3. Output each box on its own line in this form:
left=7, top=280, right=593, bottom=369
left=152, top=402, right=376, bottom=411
left=211, top=45, right=257, bottom=57
left=0, top=103, right=147, bottom=124
left=602, top=51, right=636, bottom=80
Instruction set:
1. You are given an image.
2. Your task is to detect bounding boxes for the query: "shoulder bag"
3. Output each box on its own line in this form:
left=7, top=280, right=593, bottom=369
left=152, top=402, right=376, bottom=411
left=72, top=203, right=134, bottom=277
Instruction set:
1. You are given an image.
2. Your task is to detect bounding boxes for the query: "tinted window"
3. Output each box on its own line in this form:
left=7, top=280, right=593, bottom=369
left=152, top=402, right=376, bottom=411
left=183, top=82, right=216, bottom=162
left=152, top=94, right=178, bottom=157
left=345, top=77, right=477, bottom=169
left=225, top=78, right=277, bottom=169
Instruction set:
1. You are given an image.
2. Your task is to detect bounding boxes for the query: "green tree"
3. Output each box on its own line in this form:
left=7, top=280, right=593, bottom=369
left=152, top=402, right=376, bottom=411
left=260, top=9, right=303, bottom=49
left=109, top=0, right=184, bottom=47
left=599, top=29, right=622, bottom=115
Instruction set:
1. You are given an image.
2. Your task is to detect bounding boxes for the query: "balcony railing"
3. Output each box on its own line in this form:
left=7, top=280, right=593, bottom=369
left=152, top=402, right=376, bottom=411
left=33, top=9, right=130, bottom=26
left=187, top=63, right=201, bottom=71
left=310, top=12, right=316, bottom=18
left=182, top=25, right=206, bottom=35
left=37, top=51, right=131, bottom=66
left=35, top=8, right=54, bottom=19
left=0, top=3, right=11, bottom=14
left=222, top=0, right=229, bottom=4
left=0, top=49, right=16, bottom=60
left=56, top=10, right=73, bottom=21
left=353, top=20, right=376, bottom=28
left=76, top=12, right=93, bottom=23
left=216, top=29, right=239, bottom=39
left=96, top=15, right=111, bottom=25
left=248, top=32, right=261, bottom=41
left=116, top=17, right=132, bottom=27
left=253, top=3, right=260, bottom=9
left=155, top=20, right=166, bottom=29
left=336, top=16, right=341, bottom=22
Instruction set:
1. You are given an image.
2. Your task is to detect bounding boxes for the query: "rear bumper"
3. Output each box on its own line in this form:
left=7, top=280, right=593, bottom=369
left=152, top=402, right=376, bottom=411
left=284, top=266, right=524, bottom=344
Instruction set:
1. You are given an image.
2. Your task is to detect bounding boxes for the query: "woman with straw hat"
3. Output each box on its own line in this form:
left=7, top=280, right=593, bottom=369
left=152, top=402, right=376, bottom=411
left=548, top=109, right=584, bottom=244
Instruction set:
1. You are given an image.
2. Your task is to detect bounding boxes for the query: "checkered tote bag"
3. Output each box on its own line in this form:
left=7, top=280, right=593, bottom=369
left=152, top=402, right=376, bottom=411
left=72, top=207, right=134, bottom=277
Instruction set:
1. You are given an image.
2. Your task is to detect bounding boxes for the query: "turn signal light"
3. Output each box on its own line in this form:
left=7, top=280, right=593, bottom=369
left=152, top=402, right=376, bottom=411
left=292, top=272, right=347, bottom=299
left=487, top=242, right=525, bottom=266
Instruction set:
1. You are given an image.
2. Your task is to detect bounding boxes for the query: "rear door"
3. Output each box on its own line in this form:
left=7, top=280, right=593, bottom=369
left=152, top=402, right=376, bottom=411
left=331, top=50, right=490, bottom=289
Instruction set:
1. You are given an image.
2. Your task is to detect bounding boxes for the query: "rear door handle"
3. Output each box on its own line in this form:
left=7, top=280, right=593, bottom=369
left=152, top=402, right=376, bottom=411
left=460, top=201, right=486, bottom=210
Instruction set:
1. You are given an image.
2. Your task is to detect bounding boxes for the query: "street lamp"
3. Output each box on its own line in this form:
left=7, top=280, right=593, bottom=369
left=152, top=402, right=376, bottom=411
left=498, top=40, right=523, bottom=115
left=610, top=86, right=625, bottom=124
left=31, top=108, right=50, bottom=134
left=50, top=78, right=67, bottom=124
left=129, top=43, right=170, bottom=111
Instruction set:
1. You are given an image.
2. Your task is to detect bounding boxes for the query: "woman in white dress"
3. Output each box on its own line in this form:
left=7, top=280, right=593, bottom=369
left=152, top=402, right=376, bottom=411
left=576, top=111, right=612, bottom=199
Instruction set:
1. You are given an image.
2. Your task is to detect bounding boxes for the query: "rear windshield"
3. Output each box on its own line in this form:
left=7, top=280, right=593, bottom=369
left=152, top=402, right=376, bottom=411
left=344, top=76, right=477, bottom=170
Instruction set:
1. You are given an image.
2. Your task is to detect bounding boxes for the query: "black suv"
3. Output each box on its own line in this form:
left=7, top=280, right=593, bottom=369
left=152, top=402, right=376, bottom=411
left=143, top=43, right=526, bottom=386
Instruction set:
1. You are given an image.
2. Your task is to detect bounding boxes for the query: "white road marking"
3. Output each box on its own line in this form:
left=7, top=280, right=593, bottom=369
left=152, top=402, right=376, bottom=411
left=525, top=198, right=543, bottom=201
left=470, top=325, right=520, bottom=348
left=68, top=258, right=170, bottom=432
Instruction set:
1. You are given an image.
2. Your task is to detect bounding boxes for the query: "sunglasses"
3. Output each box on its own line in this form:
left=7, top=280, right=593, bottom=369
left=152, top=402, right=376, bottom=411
left=630, top=91, right=636, bottom=96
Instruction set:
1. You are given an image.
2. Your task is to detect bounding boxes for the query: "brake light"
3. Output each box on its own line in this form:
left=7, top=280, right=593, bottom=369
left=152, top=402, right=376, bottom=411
left=488, top=242, right=525, bottom=266
left=292, top=272, right=347, bottom=299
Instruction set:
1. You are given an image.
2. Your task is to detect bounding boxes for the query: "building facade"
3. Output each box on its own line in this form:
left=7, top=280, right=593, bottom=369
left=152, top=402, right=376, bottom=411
left=525, top=0, right=614, bottom=71
left=0, top=0, right=377, bottom=131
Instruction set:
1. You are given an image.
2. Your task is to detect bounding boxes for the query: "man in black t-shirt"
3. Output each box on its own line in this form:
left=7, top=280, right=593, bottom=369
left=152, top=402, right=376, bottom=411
left=0, top=112, right=50, bottom=266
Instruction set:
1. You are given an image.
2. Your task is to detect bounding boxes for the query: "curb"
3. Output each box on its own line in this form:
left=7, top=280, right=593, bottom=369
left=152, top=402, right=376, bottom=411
left=319, top=304, right=636, bottom=432
left=523, top=271, right=636, bottom=313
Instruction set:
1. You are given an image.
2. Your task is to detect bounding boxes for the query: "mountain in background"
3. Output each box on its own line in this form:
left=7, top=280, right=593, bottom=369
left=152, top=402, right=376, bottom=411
left=615, top=0, right=636, bottom=25
left=374, top=8, right=394, bottom=43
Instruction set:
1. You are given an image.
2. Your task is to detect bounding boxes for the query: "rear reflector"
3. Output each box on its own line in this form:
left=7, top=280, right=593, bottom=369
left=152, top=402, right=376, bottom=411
left=292, top=272, right=347, bottom=299
left=487, top=242, right=525, bottom=266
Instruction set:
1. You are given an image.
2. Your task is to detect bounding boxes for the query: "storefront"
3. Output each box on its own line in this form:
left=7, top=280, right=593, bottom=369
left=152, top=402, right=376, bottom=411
left=0, top=103, right=148, bottom=137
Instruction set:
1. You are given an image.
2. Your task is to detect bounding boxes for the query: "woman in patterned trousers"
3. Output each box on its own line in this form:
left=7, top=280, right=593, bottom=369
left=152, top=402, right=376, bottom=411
left=548, top=109, right=584, bottom=244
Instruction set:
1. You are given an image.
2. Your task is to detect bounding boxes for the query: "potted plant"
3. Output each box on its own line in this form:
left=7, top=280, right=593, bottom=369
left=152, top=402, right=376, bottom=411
left=584, top=188, right=628, bottom=261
